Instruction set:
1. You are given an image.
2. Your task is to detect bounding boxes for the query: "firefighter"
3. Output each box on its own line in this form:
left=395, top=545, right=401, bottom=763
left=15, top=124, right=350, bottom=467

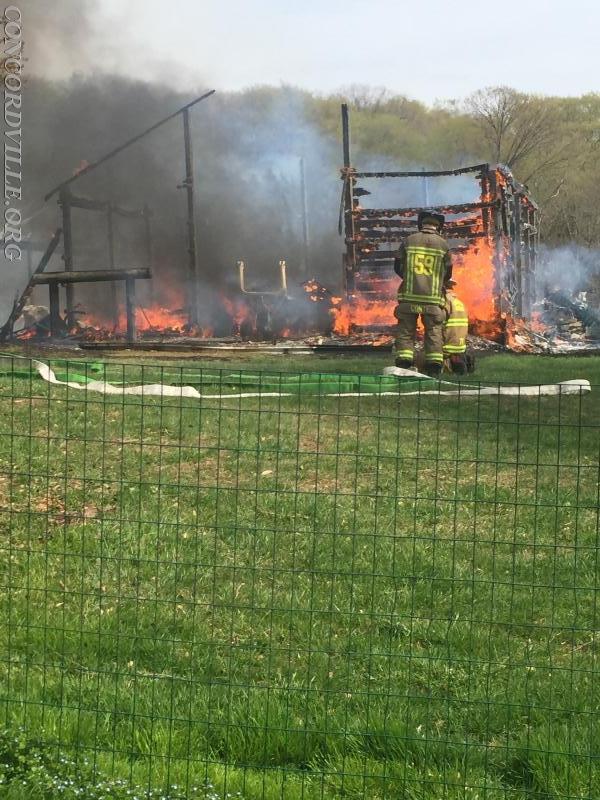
left=393, top=210, right=452, bottom=377
left=443, top=278, right=470, bottom=374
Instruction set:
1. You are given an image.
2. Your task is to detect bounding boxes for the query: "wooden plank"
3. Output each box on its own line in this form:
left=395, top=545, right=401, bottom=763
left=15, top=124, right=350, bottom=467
left=59, top=187, right=75, bottom=327
left=32, top=268, right=151, bottom=285
left=354, top=163, right=488, bottom=179
left=356, top=201, right=494, bottom=218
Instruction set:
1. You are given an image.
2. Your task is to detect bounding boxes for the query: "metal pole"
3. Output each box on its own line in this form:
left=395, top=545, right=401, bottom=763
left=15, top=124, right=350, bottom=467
left=182, top=107, right=200, bottom=326
left=59, top=187, right=75, bottom=328
left=299, top=157, right=310, bottom=277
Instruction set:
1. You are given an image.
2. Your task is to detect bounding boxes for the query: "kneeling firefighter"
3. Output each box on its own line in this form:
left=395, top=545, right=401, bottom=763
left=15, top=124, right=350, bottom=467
left=393, top=211, right=452, bottom=377
left=443, top=278, right=471, bottom=374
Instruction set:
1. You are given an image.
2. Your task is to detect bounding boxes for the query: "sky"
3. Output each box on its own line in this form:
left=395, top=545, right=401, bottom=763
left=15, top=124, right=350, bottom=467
left=36, top=0, right=600, bottom=103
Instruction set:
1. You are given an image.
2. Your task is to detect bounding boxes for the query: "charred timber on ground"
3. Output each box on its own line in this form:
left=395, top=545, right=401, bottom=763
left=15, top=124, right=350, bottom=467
left=31, top=268, right=151, bottom=285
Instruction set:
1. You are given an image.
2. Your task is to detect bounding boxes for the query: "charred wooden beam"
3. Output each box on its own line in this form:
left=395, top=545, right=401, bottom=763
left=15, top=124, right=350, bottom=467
left=357, top=217, right=483, bottom=231
left=513, top=192, right=523, bottom=317
left=342, top=103, right=351, bottom=169
left=489, top=169, right=505, bottom=317
left=356, top=202, right=494, bottom=219
left=526, top=204, right=537, bottom=308
left=68, top=193, right=148, bottom=218
left=59, top=186, right=76, bottom=328
left=106, top=203, right=119, bottom=328
left=182, top=106, right=200, bottom=326
left=125, top=276, right=136, bottom=343
left=32, top=267, right=151, bottom=285
left=353, top=164, right=488, bottom=179
left=353, top=230, right=488, bottom=244
left=341, top=104, right=357, bottom=293
left=495, top=164, right=539, bottom=209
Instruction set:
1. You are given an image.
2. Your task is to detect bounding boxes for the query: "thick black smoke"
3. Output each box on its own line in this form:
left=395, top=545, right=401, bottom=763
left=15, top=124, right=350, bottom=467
left=16, top=76, right=341, bottom=326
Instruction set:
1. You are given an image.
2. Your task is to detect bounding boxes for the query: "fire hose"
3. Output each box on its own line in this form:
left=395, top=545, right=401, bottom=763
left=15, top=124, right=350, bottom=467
left=0, top=354, right=590, bottom=399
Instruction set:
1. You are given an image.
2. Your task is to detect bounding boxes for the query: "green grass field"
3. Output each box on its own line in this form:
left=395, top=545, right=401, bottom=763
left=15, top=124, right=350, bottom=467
left=0, top=353, right=599, bottom=799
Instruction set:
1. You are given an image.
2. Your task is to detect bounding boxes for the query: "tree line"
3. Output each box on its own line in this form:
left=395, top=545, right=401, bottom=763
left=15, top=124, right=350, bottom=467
left=308, top=84, right=600, bottom=249
left=16, top=77, right=600, bottom=300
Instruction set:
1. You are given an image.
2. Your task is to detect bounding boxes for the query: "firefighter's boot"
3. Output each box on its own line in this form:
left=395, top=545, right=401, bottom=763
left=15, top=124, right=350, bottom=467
left=423, top=362, right=442, bottom=378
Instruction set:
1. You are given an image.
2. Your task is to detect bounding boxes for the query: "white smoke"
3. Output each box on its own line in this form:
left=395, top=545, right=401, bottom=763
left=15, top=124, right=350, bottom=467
left=538, top=244, right=600, bottom=297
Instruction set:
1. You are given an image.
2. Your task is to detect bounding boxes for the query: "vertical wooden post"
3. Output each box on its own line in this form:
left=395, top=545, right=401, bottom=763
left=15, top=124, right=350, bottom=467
left=125, top=277, right=136, bottom=343
left=528, top=205, right=537, bottom=308
left=479, top=168, right=491, bottom=238
left=49, top=282, right=60, bottom=337
left=59, top=187, right=75, bottom=328
left=107, top=203, right=119, bottom=328
left=489, top=169, right=505, bottom=318
left=522, top=201, right=531, bottom=318
left=513, top=191, right=523, bottom=317
left=342, top=103, right=351, bottom=168
left=341, top=103, right=356, bottom=294
left=182, top=108, right=199, bottom=326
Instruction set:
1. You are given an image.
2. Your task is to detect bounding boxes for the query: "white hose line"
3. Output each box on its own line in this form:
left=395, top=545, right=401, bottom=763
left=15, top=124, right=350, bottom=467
left=25, top=359, right=592, bottom=399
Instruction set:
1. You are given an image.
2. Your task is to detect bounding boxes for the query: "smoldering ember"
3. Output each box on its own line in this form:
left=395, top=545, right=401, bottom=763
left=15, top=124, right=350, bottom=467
left=2, top=86, right=600, bottom=357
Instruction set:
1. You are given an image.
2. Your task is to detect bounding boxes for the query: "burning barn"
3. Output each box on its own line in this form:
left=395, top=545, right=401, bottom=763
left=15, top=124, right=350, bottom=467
left=335, top=103, right=539, bottom=337
left=2, top=97, right=542, bottom=349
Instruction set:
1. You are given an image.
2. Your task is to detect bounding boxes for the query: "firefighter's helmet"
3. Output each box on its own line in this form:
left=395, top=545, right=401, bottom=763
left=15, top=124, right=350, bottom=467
left=417, top=210, right=445, bottom=231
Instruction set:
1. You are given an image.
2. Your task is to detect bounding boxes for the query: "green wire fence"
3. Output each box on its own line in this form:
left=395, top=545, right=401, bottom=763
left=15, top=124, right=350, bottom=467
left=0, top=357, right=598, bottom=799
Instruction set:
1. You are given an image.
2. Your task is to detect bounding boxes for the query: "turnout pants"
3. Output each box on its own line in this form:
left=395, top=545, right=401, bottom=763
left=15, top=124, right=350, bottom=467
left=395, top=301, right=445, bottom=365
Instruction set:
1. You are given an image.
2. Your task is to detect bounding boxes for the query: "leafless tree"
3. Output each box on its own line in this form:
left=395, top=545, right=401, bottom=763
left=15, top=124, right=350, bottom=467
left=467, top=86, right=561, bottom=174
left=339, top=84, right=394, bottom=113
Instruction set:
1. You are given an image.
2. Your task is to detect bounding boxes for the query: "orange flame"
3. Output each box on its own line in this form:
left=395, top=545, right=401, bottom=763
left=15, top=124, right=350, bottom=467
left=452, top=240, right=496, bottom=320
left=331, top=240, right=499, bottom=334
left=221, top=296, right=257, bottom=336
left=80, top=304, right=190, bottom=333
left=331, top=295, right=396, bottom=335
